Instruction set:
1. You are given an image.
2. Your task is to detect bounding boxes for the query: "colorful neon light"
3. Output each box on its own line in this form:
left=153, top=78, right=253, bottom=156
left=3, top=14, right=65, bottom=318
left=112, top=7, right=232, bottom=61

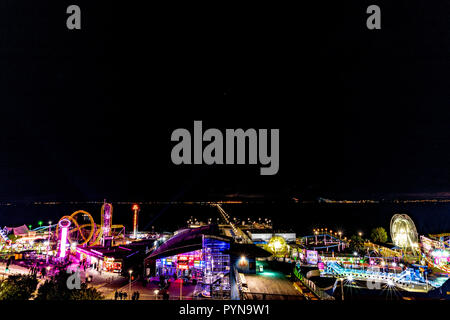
left=102, top=203, right=113, bottom=238
left=0, top=227, right=9, bottom=242
left=132, top=204, right=139, bottom=238
left=58, top=218, right=71, bottom=258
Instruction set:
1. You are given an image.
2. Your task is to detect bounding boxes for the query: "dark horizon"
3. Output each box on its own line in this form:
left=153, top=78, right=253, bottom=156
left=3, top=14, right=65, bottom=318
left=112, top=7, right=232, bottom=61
left=0, top=1, right=449, bottom=202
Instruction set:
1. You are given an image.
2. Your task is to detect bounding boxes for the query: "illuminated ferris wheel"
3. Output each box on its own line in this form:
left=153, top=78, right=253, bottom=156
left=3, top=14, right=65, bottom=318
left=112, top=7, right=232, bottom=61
left=390, top=214, right=419, bottom=253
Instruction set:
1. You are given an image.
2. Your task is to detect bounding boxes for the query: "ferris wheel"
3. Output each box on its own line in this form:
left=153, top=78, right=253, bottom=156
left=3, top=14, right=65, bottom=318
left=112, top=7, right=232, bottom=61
left=390, top=214, right=419, bottom=253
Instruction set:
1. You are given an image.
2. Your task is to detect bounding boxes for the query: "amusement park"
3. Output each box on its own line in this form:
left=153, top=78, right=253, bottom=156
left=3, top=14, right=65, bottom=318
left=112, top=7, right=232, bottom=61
left=0, top=200, right=449, bottom=302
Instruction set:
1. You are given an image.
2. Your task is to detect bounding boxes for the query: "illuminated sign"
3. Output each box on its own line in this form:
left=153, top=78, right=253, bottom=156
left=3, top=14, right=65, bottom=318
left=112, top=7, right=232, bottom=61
left=306, top=250, right=318, bottom=265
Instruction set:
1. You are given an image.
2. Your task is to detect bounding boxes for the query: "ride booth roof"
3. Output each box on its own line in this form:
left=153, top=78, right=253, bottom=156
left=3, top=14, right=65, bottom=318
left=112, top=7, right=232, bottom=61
left=229, top=243, right=272, bottom=274
left=76, top=244, right=145, bottom=275
left=144, top=225, right=271, bottom=276
left=144, top=225, right=231, bottom=276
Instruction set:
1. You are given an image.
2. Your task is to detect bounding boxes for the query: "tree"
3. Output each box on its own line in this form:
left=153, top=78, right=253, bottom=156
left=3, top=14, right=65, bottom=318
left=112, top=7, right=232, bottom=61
left=370, top=227, right=388, bottom=243
left=0, top=275, right=38, bottom=300
left=349, top=235, right=365, bottom=253
left=35, top=273, right=71, bottom=300
left=70, top=283, right=103, bottom=300
left=35, top=272, right=103, bottom=300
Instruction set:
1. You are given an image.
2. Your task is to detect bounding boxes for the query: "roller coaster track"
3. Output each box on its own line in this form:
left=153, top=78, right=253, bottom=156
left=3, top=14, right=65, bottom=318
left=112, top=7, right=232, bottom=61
left=325, top=262, right=435, bottom=292
left=429, top=233, right=450, bottom=238
left=56, top=210, right=96, bottom=246
left=423, top=255, right=450, bottom=274
left=364, top=242, right=402, bottom=257
left=91, top=224, right=125, bottom=245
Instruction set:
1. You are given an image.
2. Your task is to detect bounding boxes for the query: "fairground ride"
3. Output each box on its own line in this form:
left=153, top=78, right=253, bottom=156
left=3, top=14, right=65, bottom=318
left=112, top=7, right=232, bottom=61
left=390, top=214, right=420, bottom=256
left=56, top=204, right=125, bottom=247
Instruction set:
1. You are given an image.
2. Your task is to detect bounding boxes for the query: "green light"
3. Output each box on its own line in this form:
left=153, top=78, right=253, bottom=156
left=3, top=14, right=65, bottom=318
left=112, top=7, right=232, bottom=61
left=38, top=221, right=43, bottom=227
left=28, top=225, right=32, bottom=229
left=260, top=271, right=284, bottom=279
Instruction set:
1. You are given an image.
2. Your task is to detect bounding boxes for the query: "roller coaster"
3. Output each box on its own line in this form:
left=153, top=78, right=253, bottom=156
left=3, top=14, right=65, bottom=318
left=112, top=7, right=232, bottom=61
left=428, top=233, right=450, bottom=248
left=55, top=203, right=125, bottom=247
left=299, top=229, right=348, bottom=251
left=324, top=261, right=447, bottom=293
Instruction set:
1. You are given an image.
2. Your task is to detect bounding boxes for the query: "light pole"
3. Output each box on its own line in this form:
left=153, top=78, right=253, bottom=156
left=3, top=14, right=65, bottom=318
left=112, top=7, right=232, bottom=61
left=179, top=277, right=183, bottom=300
left=129, top=269, right=133, bottom=299
left=46, top=221, right=52, bottom=264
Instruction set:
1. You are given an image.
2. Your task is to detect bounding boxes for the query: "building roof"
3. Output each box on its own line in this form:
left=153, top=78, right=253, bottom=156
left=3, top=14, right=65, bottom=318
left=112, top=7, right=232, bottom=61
left=5, top=224, right=29, bottom=236
left=228, top=243, right=272, bottom=258
left=145, top=224, right=272, bottom=260
left=77, top=244, right=142, bottom=261
left=146, top=224, right=229, bottom=260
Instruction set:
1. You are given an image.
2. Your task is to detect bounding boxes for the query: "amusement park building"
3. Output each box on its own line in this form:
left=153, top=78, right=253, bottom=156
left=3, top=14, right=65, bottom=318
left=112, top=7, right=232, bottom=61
left=75, top=240, right=154, bottom=275
left=248, top=231, right=296, bottom=244
left=144, top=224, right=271, bottom=279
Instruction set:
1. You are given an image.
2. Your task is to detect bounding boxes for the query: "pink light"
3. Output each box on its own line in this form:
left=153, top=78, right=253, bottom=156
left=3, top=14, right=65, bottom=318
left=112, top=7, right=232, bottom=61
left=91, top=250, right=104, bottom=256
left=59, top=226, right=68, bottom=258
left=103, top=203, right=113, bottom=237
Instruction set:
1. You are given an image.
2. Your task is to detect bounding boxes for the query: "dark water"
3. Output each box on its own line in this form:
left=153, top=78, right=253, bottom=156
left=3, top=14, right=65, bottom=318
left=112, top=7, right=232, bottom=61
left=0, top=201, right=449, bottom=238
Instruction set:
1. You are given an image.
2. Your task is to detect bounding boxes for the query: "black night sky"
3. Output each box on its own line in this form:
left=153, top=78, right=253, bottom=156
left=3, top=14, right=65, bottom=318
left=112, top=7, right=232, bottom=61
left=0, top=1, right=450, bottom=202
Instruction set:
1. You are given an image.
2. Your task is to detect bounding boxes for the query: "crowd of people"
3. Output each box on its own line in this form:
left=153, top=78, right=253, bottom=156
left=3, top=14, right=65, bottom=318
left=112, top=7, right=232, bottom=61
left=114, top=290, right=142, bottom=300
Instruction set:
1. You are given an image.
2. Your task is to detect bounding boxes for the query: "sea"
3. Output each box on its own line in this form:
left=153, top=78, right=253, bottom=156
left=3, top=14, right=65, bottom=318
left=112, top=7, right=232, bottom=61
left=0, top=201, right=449, bottom=238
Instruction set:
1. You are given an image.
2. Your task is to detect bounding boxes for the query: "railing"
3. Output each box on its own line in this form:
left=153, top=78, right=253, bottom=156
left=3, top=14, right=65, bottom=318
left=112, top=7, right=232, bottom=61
left=300, top=277, right=334, bottom=300
left=294, top=266, right=334, bottom=300
left=242, top=292, right=303, bottom=300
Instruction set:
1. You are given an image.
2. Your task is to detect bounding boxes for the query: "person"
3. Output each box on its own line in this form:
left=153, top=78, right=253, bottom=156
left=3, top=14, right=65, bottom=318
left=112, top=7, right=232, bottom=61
left=123, top=292, right=127, bottom=300
left=119, top=291, right=123, bottom=300
left=114, top=290, right=118, bottom=300
left=136, top=291, right=140, bottom=300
